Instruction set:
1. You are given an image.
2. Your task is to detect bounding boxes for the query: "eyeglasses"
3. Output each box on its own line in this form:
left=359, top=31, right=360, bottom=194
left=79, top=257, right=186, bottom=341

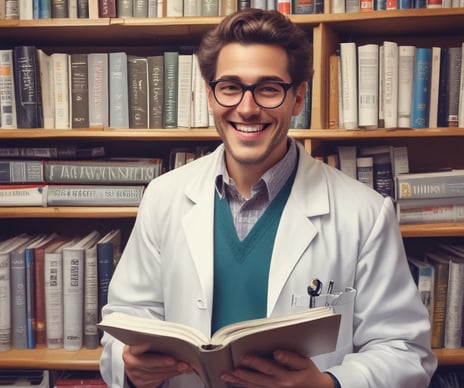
left=208, top=80, right=295, bottom=109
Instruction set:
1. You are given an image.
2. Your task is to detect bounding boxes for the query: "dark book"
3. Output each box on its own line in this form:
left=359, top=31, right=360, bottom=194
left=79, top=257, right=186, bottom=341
left=446, top=47, right=462, bottom=128
left=70, top=53, right=89, bottom=129
left=98, top=0, right=116, bottom=17
left=147, top=55, right=164, bottom=129
left=411, top=48, right=432, bottom=129
left=293, top=0, right=314, bottom=14
left=437, top=48, right=449, bottom=128
left=128, top=56, right=149, bottom=129
left=13, top=46, right=43, bottom=129
left=77, top=0, right=89, bottom=17
left=0, top=160, right=44, bottom=183
left=237, top=0, right=250, bottom=9
left=51, top=0, right=68, bottom=17
left=163, top=52, right=178, bottom=129
left=132, top=0, right=147, bottom=17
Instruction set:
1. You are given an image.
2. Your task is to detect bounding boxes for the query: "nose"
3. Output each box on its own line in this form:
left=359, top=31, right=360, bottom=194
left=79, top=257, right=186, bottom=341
left=236, top=90, right=260, bottom=115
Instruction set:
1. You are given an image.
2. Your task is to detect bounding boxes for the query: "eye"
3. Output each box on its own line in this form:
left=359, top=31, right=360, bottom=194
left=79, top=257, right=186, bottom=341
left=217, top=81, right=242, bottom=95
left=256, top=83, right=282, bottom=96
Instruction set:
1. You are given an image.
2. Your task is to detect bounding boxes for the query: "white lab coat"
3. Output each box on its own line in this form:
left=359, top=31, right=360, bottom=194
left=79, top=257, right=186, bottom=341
left=100, top=142, right=437, bottom=388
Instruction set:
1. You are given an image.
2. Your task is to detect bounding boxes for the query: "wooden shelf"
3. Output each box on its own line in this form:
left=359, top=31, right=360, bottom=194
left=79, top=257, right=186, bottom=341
left=0, top=347, right=101, bottom=370
left=434, top=348, right=464, bottom=366
left=0, top=207, right=138, bottom=218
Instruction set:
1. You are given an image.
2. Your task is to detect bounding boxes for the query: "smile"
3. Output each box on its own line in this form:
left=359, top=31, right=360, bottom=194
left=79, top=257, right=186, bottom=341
left=234, top=123, right=268, bottom=133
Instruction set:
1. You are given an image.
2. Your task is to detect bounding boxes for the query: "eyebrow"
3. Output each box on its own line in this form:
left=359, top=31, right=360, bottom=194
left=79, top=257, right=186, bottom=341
left=215, top=75, right=287, bottom=83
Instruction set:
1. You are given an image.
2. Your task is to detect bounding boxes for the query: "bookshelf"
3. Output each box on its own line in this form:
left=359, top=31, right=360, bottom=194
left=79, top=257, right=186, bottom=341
left=1, top=8, right=464, bottom=375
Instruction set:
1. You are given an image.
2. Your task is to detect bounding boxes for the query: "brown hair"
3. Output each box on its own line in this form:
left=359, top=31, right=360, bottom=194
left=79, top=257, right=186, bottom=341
left=196, top=9, right=313, bottom=86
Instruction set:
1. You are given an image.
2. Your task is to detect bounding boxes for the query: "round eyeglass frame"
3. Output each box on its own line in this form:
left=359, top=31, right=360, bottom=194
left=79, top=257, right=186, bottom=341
left=208, top=80, right=295, bottom=109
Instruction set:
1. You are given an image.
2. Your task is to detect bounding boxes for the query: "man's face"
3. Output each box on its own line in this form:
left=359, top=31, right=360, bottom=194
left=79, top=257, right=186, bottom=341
left=207, top=43, right=306, bottom=176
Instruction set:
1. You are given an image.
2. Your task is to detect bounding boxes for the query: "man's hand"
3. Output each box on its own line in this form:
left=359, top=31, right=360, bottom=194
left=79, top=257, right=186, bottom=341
left=221, top=350, right=336, bottom=388
left=122, top=344, right=193, bottom=388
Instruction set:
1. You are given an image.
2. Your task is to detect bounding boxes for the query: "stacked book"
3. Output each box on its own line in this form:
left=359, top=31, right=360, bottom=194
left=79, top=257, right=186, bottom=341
left=396, top=169, right=464, bottom=224
left=0, top=145, right=162, bottom=207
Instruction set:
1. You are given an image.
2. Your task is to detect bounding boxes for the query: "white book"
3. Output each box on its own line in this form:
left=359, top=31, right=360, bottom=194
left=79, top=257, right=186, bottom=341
left=331, top=0, right=345, bottom=13
left=382, top=41, right=398, bottom=129
left=37, top=49, right=54, bottom=129
left=397, top=46, right=416, bottom=128
left=357, top=44, right=379, bottom=129
left=191, top=53, right=209, bottom=128
left=148, top=0, right=157, bottom=16
left=337, top=145, right=357, bottom=179
left=340, top=42, right=358, bottom=129
left=51, top=53, right=70, bottom=129
left=62, top=231, right=100, bottom=351
left=88, top=53, right=109, bottom=128
left=166, top=0, right=182, bottom=15
left=378, top=45, right=384, bottom=128
left=252, top=0, right=266, bottom=8
left=0, top=50, right=17, bottom=129
left=428, top=47, right=441, bottom=129
left=458, top=43, right=464, bottom=128
left=183, top=0, right=199, bottom=15
left=68, top=0, right=78, bottom=17
left=177, top=54, right=193, bottom=128
left=19, top=0, right=33, bottom=19
left=337, top=55, right=344, bottom=128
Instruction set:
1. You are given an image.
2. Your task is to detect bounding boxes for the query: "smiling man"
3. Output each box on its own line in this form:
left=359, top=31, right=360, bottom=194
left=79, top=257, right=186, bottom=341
left=100, top=9, right=436, bottom=388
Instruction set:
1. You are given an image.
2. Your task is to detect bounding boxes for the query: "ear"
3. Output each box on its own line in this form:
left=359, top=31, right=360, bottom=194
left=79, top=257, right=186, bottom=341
left=292, top=82, right=307, bottom=116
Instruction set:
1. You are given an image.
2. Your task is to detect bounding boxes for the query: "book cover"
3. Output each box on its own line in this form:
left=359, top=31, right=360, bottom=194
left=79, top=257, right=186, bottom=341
left=99, top=307, right=340, bottom=388
left=13, top=46, right=43, bottom=129
left=109, top=52, right=129, bottom=129
left=397, top=197, right=464, bottom=224
left=46, top=185, right=145, bottom=206
left=219, top=0, right=236, bottom=14
left=128, top=55, right=149, bottom=129
left=328, top=54, right=340, bottom=129
left=397, top=45, right=415, bottom=128
left=202, top=0, right=218, bottom=15
left=51, top=0, right=68, bottom=18
left=166, top=0, right=182, bottom=15
left=163, top=51, right=179, bottom=128
left=44, top=158, right=162, bottom=184
left=70, top=53, right=89, bottom=129
left=411, top=48, right=432, bottom=129
left=184, top=0, right=199, bottom=16
left=428, top=46, right=441, bottom=129
left=437, top=48, right=449, bottom=128
left=0, top=49, right=18, bottom=129
left=396, top=169, right=464, bottom=200
left=98, top=0, right=116, bottom=16
left=0, top=160, right=44, bottom=184
left=147, top=55, right=164, bottom=129
left=357, top=44, right=379, bottom=129
left=51, top=53, right=70, bottom=129
left=77, top=0, right=89, bottom=16
left=88, top=53, right=109, bottom=128
left=63, top=231, right=101, bottom=351
left=117, top=0, right=132, bottom=15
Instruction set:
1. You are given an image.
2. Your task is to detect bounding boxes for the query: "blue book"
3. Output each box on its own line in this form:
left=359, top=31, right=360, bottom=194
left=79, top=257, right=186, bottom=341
left=398, top=0, right=411, bottom=7
left=411, top=48, right=432, bottom=129
left=25, top=245, right=36, bottom=348
left=39, top=0, right=51, bottom=17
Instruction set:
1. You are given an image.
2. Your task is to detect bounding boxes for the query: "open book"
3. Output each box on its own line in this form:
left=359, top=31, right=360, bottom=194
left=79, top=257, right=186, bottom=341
left=98, top=307, right=341, bottom=388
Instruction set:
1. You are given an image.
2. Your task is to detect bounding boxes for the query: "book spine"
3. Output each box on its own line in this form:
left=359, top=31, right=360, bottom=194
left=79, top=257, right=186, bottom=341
left=437, top=48, right=450, bottom=127
left=25, top=247, right=35, bottom=348
left=356, top=157, right=374, bottom=189
left=117, top=0, right=132, bottom=15
left=293, top=0, right=313, bottom=13
left=109, top=52, right=129, bottom=129
left=163, top=52, right=179, bottom=128
left=0, top=184, right=46, bottom=206
left=128, top=56, right=149, bottom=129
left=357, top=44, right=379, bottom=129
left=70, top=53, right=90, bottom=129
left=5, top=0, right=20, bottom=18
left=0, top=50, right=18, bottom=129
left=396, top=173, right=464, bottom=199
left=133, top=0, right=148, bottom=17
left=398, top=204, right=464, bottom=224
left=44, top=162, right=160, bottom=184
left=382, top=41, right=399, bottom=129
left=340, top=42, right=358, bottom=129
left=428, top=258, right=448, bottom=348
left=337, top=146, right=357, bottom=179
left=219, top=0, right=236, bottom=14
left=202, top=0, right=218, bottom=15
left=88, top=53, right=109, bottom=127
left=97, top=241, right=114, bottom=329
left=444, top=260, right=464, bottom=349
left=44, top=251, right=64, bottom=349
left=411, top=48, right=432, bottom=129
left=99, top=0, right=116, bottom=16
left=345, top=0, right=360, bottom=11
left=177, top=54, right=192, bottom=128
left=446, top=47, right=462, bottom=127
left=147, top=55, right=164, bottom=129
left=328, top=54, right=340, bottom=128
left=34, top=247, right=47, bottom=346
left=458, top=43, right=464, bottom=128
left=77, top=0, right=89, bottom=16
left=51, top=0, right=68, bottom=17
left=46, top=185, right=145, bottom=206
left=237, top=0, right=250, bottom=9
left=0, top=160, right=44, bottom=184
left=63, top=248, right=85, bottom=351
left=0, top=252, right=11, bottom=351
left=397, top=46, right=416, bottom=128
left=13, top=46, right=43, bottom=129
left=428, top=47, right=441, bottom=128
left=277, top=0, right=291, bottom=13
left=166, top=0, right=182, bottom=15
left=84, top=245, right=99, bottom=349
left=10, top=251, right=28, bottom=349
left=183, top=0, right=198, bottom=15
left=51, top=53, right=70, bottom=129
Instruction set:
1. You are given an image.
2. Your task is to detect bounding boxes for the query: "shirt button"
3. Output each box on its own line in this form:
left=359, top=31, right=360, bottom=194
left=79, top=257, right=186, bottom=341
left=196, top=298, right=207, bottom=309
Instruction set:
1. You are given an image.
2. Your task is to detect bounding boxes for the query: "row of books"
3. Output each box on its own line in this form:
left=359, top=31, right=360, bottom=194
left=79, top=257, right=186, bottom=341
left=408, top=242, right=464, bottom=350
left=330, top=41, right=464, bottom=130
left=0, top=230, right=121, bottom=352
left=0, top=46, right=311, bottom=131
left=328, top=0, right=464, bottom=12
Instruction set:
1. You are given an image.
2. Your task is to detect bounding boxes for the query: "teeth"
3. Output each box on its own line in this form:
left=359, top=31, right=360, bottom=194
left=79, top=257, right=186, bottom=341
left=235, top=124, right=265, bottom=133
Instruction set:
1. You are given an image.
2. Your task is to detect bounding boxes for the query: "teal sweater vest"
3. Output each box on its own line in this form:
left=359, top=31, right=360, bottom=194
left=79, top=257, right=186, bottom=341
left=212, top=167, right=297, bottom=333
